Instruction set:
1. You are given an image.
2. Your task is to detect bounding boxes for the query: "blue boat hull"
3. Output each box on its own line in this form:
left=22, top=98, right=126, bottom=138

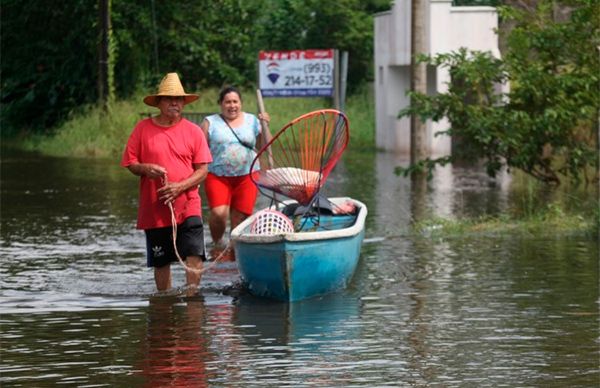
left=231, top=197, right=367, bottom=302
left=235, top=230, right=364, bottom=301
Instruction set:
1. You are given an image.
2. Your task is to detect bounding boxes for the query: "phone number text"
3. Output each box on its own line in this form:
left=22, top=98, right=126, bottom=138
left=284, top=75, right=333, bottom=87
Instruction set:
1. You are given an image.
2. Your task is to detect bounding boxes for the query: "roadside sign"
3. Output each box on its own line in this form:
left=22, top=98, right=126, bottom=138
left=258, top=49, right=335, bottom=97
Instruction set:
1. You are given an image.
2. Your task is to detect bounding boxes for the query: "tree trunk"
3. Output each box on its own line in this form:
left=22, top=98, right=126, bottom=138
left=410, top=0, right=428, bottom=166
left=98, top=0, right=112, bottom=108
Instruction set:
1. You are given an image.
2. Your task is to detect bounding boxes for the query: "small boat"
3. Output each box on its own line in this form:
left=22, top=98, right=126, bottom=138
left=230, top=197, right=367, bottom=302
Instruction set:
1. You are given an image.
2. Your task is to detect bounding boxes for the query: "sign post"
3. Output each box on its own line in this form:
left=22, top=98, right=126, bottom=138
left=255, top=89, right=274, bottom=169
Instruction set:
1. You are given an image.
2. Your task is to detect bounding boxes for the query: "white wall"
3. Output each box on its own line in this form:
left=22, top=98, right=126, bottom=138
left=374, top=0, right=500, bottom=155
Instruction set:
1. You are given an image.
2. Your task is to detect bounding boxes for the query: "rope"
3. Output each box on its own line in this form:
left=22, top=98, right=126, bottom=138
left=162, top=176, right=230, bottom=275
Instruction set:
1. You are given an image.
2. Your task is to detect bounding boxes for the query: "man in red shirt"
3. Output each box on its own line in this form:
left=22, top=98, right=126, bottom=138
left=121, top=72, right=212, bottom=292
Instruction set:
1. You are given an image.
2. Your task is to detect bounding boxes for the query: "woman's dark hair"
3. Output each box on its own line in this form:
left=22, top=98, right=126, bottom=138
left=218, top=86, right=242, bottom=104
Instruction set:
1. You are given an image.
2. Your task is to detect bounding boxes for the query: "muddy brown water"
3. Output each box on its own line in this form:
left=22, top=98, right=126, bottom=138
left=1, top=148, right=598, bottom=386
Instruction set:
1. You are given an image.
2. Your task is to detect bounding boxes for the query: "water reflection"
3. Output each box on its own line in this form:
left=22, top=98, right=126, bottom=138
left=233, top=292, right=360, bottom=348
left=137, top=295, right=211, bottom=387
left=231, top=291, right=362, bottom=384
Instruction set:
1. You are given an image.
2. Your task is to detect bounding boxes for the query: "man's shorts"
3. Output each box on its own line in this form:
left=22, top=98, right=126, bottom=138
left=204, top=172, right=258, bottom=215
left=144, top=216, right=206, bottom=268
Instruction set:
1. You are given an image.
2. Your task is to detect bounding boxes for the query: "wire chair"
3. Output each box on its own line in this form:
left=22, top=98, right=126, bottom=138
left=251, top=109, right=349, bottom=208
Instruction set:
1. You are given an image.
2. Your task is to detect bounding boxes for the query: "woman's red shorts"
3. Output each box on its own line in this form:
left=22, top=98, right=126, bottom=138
left=204, top=172, right=258, bottom=215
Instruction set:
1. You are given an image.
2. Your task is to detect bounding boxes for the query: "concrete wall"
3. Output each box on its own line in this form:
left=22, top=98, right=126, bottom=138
left=374, top=0, right=500, bottom=155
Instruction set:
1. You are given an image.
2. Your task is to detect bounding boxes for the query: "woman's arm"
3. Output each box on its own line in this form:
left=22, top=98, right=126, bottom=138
left=256, top=112, right=272, bottom=148
left=200, top=119, right=210, bottom=146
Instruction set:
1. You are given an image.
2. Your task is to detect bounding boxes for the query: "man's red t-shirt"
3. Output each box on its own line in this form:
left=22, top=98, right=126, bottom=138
left=121, top=118, right=212, bottom=229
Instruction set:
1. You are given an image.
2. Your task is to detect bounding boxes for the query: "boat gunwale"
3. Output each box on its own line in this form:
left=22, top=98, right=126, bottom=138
left=231, top=197, right=367, bottom=244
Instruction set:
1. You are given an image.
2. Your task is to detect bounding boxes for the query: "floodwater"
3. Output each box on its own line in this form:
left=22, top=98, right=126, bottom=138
left=1, top=148, right=598, bottom=387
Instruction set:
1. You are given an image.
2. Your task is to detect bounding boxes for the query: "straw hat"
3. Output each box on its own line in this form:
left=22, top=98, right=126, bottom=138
left=143, top=72, right=199, bottom=107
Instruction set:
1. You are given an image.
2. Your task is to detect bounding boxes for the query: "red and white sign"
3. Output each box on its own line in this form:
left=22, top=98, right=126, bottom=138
left=259, top=49, right=334, bottom=97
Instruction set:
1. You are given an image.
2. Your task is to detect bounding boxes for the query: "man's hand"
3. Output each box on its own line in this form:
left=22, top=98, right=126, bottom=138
left=126, top=163, right=167, bottom=179
left=143, top=164, right=167, bottom=179
left=157, top=181, right=183, bottom=204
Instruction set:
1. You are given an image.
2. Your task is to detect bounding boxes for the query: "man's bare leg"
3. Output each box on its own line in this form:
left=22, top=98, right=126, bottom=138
left=185, top=256, right=203, bottom=296
left=154, top=264, right=172, bottom=291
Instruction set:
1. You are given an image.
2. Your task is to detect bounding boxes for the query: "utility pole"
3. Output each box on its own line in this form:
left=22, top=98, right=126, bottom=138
left=410, top=0, right=428, bottom=167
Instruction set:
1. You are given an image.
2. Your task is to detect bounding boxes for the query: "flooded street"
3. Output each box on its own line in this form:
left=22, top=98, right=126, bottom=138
left=1, top=148, right=598, bottom=386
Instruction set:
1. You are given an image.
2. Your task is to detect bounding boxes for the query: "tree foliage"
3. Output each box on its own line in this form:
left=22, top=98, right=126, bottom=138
left=398, top=0, right=599, bottom=185
left=1, top=0, right=98, bottom=134
left=1, top=0, right=392, bottom=135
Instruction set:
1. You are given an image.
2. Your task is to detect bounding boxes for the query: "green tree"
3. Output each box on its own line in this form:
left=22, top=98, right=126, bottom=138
left=1, top=0, right=98, bottom=135
left=110, top=0, right=267, bottom=93
left=1, top=0, right=392, bottom=136
left=398, top=0, right=600, bottom=185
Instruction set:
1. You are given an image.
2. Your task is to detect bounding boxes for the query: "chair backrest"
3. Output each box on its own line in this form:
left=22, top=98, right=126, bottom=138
left=250, top=109, right=349, bottom=206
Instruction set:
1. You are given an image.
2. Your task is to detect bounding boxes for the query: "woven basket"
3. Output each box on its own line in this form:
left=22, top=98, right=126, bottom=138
left=250, top=210, right=294, bottom=235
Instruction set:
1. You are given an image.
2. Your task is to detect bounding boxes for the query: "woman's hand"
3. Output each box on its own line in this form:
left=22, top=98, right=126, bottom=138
left=258, top=112, right=270, bottom=123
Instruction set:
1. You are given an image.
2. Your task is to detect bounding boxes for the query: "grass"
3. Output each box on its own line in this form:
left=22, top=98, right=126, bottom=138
left=21, top=94, right=150, bottom=158
left=415, top=211, right=596, bottom=237
left=414, top=197, right=599, bottom=238
left=20, top=85, right=376, bottom=158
